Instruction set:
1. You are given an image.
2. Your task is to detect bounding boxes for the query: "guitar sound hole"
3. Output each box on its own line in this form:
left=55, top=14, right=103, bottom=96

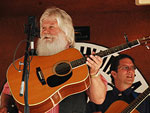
left=55, top=62, right=71, bottom=75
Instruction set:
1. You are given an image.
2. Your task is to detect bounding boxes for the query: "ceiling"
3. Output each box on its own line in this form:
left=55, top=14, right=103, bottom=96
left=1, top=0, right=150, bottom=17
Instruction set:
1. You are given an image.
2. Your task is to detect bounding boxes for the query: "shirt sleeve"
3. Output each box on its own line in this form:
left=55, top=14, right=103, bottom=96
left=2, top=82, right=11, bottom=95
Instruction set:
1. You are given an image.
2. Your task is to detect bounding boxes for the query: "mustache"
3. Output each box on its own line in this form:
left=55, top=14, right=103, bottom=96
left=41, top=34, right=57, bottom=39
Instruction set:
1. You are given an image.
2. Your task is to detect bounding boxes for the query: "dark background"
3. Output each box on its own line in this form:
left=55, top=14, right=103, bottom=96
left=0, top=0, right=150, bottom=93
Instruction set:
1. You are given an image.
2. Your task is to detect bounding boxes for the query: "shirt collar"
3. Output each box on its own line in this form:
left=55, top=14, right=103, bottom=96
left=113, top=86, right=134, bottom=96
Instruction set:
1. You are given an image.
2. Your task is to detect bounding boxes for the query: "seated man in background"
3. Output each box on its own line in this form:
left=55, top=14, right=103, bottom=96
left=0, top=7, right=107, bottom=113
left=86, top=54, right=150, bottom=113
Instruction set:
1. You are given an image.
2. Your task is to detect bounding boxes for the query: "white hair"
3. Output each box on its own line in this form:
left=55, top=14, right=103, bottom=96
left=40, top=7, right=75, bottom=47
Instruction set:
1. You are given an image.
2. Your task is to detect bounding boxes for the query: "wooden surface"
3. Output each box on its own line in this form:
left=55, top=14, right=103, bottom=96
left=105, top=100, right=139, bottom=113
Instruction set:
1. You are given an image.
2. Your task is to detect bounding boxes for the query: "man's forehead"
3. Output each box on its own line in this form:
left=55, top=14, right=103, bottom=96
left=119, top=58, right=134, bottom=65
left=42, top=16, right=58, bottom=23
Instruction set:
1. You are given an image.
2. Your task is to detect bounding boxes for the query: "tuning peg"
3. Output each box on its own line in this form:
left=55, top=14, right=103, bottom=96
left=144, top=41, right=150, bottom=49
left=146, top=45, right=150, bottom=49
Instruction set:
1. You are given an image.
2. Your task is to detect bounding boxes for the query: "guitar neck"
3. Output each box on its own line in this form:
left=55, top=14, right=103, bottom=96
left=96, top=39, right=140, bottom=57
left=123, top=87, right=150, bottom=113
left=71, top=39, right=140, bottom=68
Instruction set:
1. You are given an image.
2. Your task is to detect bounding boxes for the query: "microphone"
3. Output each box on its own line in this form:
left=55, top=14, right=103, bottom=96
left=25, top=16, right=40, bottom=55
left=20, top=16, right=40, bottom=96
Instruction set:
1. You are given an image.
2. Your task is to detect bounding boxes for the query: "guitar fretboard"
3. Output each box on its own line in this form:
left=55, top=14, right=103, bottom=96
left=122, top=87, right=150, bottom=113
left=71, top=39, right=140, bottom=68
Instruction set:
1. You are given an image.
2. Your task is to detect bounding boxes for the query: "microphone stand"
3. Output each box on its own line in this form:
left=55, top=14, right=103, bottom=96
left=20, top=16, right=39, bottom=113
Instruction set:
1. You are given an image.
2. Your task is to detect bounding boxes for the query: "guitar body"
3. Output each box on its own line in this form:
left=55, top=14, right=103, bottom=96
left=7, top=48, right=90, bottom=113
left=105, top=100, right=139, bottom=113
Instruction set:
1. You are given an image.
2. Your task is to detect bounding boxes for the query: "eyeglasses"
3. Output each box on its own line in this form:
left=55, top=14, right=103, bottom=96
left=118, top=65, right=136, bottom=71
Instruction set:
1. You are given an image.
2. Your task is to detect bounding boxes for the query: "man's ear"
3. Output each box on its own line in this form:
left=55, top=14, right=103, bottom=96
left=111, top=71, right=117, bottom=78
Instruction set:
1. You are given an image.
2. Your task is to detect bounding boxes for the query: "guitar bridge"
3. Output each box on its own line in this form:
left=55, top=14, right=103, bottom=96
left=36, top=67, right=46, bottom=85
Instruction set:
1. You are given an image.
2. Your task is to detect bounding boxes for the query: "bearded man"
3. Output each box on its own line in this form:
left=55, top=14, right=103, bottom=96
left=0, top=7, right=107, bottom=113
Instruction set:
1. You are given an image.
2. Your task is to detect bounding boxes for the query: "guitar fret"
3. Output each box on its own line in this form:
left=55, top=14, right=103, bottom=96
left=96, top=51, right=104, bottom=57
left=101, top=40, right=139, bottom=57
left=109, top=48, right=115, bottom=54
left=71, top=57, right=86, bottom=68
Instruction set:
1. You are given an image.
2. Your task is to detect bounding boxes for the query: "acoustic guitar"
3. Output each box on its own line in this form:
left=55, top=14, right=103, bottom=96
left=7, top=36, right=150, bottom=113
left=105, top=87, right=150, bottom=113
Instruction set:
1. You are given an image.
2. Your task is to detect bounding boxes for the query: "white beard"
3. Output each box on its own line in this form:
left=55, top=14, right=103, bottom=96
left=36, top=33, right=68, bottom=56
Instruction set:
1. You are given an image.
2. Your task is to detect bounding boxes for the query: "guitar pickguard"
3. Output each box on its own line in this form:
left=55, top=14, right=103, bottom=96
left=47, top=72, right=72, bottom=87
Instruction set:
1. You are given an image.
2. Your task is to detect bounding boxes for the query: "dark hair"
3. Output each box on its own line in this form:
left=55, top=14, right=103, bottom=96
left=110, top=54, right=135, bottom=84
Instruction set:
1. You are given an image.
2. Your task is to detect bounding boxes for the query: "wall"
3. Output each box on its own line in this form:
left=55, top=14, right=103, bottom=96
left=0, top=4, right=150, bottom=93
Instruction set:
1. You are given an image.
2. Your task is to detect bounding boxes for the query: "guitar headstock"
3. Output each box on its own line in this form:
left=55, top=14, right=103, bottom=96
left=139, top=36, right=150, bottom=49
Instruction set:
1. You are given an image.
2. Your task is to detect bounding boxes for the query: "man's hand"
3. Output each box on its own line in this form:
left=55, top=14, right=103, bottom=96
left=86, top=54, right=102, bottom=76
